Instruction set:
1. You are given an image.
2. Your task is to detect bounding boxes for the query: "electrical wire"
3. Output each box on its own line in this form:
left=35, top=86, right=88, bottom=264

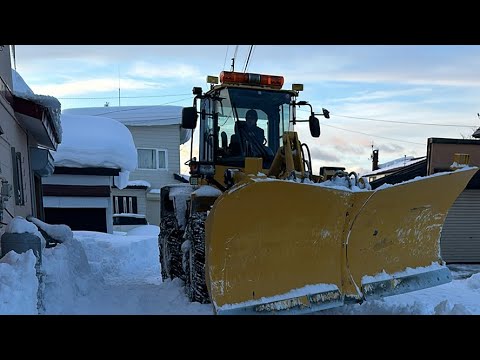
left=296, top=108, right=476, bottom=128
left=320, top=122, right=426, bottom=146
left=57, top=93, right=192, bottom=100
left=243, top=45, right=254, bottom=73
left=91, top=96, right=194, bottom=116
left=332, top=113, right=476, bottom=128
left=223, top=45, right=230, bottom=71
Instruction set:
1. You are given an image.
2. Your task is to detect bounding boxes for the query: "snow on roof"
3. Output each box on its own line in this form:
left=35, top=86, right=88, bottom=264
left=12, top=69, right=63, bottom=143
left=63, top=105, right=192, bottom=144
left=53, top=114, right=137, bottom=172
left=127, top=180, right=151, bottom=188
left=362, top=157, right=426, bottom=177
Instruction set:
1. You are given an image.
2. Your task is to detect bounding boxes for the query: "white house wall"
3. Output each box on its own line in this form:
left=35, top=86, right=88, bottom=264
left=0, top=49, right=34, bottom=235
left=127, top=125, right=181, bottom=189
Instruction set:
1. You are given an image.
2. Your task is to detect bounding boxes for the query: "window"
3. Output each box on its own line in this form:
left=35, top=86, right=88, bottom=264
left=113, top=196, right=138, bottom=214
left=137, top=148, right=168, bottom=170
left=11, top=147, right=25, bottom=205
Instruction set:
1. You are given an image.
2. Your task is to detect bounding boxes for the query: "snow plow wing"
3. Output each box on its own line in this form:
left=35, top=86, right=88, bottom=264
left=205, top=167, right=478, bottom=314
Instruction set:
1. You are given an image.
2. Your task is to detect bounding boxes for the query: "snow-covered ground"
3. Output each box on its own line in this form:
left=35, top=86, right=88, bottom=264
left=0, top=224, right=479, bottom=315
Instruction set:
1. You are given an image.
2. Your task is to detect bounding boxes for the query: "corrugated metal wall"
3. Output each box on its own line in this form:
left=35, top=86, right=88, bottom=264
left=440, top=189, right=480, bottom=263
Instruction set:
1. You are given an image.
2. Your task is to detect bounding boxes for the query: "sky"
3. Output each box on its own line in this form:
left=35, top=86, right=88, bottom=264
left=12, top=45, right=480, bottom=175
left=2, top=215, right=480, bottom=315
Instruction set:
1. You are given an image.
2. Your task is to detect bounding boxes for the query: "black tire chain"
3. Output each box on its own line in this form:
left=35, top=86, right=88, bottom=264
left=183, top=211, right=210, bottom=304
left=159, top=211, right=186, bottom=281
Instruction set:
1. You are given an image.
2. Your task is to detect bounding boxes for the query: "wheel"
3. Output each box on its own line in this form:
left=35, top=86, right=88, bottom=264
left=183, top=211, right=210, bottom=304
left=159, top=211, right=185, bottom=281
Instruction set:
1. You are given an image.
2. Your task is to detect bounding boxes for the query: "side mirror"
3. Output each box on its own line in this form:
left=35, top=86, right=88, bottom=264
left=309, top=115, right=320, bottom=138
left=182, top=107, right=198, bottom=129
left=322, top=108, right=330, bottom=119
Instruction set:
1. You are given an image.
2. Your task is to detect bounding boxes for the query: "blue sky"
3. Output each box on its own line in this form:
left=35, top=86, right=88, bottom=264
left=14, top=45, right=480, bottom=175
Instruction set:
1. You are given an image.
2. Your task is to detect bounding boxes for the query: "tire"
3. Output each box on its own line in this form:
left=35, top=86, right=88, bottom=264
left=159, top=211, right=185, bottom=281
left=183, top=211, right=210, bottom=304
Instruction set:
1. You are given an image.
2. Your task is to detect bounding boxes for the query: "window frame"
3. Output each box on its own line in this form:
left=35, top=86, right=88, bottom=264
left=11, top=147, right=25, bottom=206
left=136, top=147, right=168, bottom=171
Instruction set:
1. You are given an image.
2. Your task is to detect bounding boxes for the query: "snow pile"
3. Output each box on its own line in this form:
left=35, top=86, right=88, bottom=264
left=5, top=216, right=46, bottom=248
left=467, top=273, right=480, bottom=290
left=127, top=180, right=151, bottom=188
left=126, top=225, right=160, bottom=236
left=322, top=299, right=429, bottom=315
left=42, top=237, right=100, bottom=314
left=63, top=105, right=192, bottom=144
left=53, top=114, right=137, bottom=189
left=192, top=185, right=222, bottom=197
left=434, top=300, right=472, bottom=315
left=0, top=250, right=39, bottom=314
left=27, top=216, right=73, bottom=243
left=12, top=69, right=62, bottom=143
left=169, top=185, right=195, bottom=229
left=73, top=231, right=160, bottom=282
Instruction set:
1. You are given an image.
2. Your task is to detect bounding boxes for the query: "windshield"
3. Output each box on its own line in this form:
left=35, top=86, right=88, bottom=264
left=198, top=86, right=293, bottom=168
left=217, top=88, right=292, bottom=157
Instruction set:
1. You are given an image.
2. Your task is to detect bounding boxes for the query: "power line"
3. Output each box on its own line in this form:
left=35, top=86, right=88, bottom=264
left=243, top=45, right=254, bottom=73
left=320, top=122, right=426, bottom=146
left=223, top=45, right=230, bottom=71
left=58, top=93, right=192, bottom=100
left=93, top=96, right=194, bottom=116
left=332, top=113, right=476, bottom=128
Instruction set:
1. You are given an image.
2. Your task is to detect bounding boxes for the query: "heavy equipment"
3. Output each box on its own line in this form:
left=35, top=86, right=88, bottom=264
left=159, top=70, right=478, bottom=314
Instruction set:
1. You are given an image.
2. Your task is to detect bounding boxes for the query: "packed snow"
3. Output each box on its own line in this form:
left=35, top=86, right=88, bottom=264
left=12, top=69, right=62, bottom=143
left=53, top=114, right=137, bottom=189
left=63, top=105, right=192, bottom=144
left=1, top=216, right=480, bottom=315
left=127, top=180, right=151, bottom=188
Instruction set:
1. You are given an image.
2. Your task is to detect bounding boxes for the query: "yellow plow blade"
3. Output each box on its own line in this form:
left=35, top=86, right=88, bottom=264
left=205, top=168, right=478, bottom=314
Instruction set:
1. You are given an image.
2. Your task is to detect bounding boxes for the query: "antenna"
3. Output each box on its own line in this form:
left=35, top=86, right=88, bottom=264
left=118, top=65, right=121, bottom=107
left=11, top=45, right=16, bottom=70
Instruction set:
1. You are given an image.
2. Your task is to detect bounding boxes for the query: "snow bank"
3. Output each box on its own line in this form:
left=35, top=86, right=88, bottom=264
left=5, top=216, right=46, bottom=248
left=467, top=273, right=480, bottom=290
left=0, top=250, right=39, bottom=314
left=192, top=185, right=222, bottom=197
left=126, top=225, right=160, bottom=236
left=27, top=216, right=73, bottom=243
left=42, top=237, right=101, bottom=314
left=73, top=231, right=160, bottom=282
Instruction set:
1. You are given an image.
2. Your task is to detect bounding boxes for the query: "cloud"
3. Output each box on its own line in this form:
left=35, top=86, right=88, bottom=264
left=330, top=88, right=433, bottom=103
left=379, top=143, right=405, bottom=154
left=128, top=62, right=202, bottom=80
left=308, top=147, right=341, bottom=162
left=30, top=78, right=163, bottom=97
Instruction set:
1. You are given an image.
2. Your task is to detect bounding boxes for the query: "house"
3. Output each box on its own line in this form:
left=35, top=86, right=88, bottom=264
left=62, top=106, right=191, bottom=226
left=0, top=46, right=62, bottom=237
left=362, top=149, right=427, bottom=184
left=42, top=114, right=137, bottom=233
left=362, top=138, right=480, bottom=263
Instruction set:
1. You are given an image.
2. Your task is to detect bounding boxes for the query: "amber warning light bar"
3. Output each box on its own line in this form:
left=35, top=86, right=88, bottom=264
left=220, top=71, right=284, bottom=89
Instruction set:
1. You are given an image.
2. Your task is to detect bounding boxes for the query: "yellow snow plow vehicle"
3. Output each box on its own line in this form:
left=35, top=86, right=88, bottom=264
left=159, top=71, right=478, bottom=314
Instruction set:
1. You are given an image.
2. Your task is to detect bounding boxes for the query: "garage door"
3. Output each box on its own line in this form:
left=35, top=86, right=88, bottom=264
left=440, top=189, right=480, bottom=263
left=44, top=207, right=107, bottom=233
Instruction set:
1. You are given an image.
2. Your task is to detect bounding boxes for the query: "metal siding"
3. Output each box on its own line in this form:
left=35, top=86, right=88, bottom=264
left=127, top=125, right=181, bottom=189
left=440, top=189, right=480, bottom=263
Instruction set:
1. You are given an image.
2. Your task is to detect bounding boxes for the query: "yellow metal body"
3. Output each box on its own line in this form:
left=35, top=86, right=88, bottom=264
left=204, top=167, right=478, bottom=313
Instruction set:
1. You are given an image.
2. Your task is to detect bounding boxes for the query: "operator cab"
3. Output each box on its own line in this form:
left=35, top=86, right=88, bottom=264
left=181, top=71, right=324, bottom=186
left=199, top=72, right=295, bottom=169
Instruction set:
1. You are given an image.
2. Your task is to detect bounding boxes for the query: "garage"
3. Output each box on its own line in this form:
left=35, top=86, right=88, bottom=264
left=44, top=207, right=107, bottom=233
